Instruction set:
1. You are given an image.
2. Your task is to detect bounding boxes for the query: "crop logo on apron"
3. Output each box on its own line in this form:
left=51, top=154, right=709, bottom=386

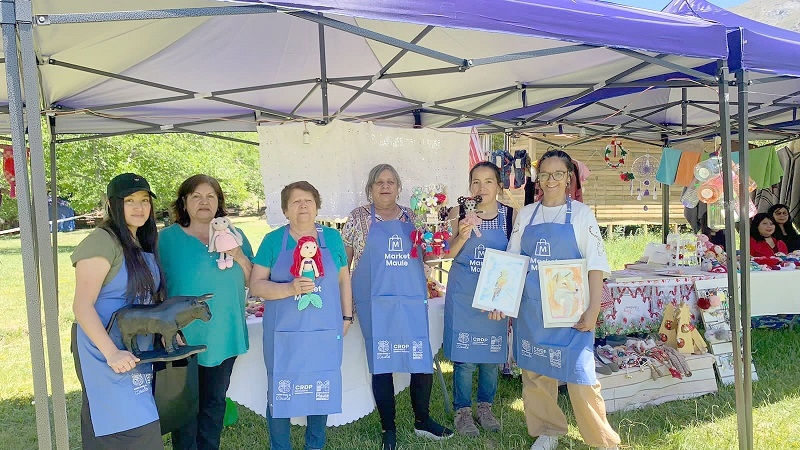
left=490, top=335, right=503, bottom=352
left=472, top=336, right=488, bottom=346
left=393, top=343, right=410, bottom=353
left=294, top=384, right=314, bottom=395
left=316, top=380, right=330, bottom=401
left=549, top=349, right=562, bottom=368
left=388, top=234, right=403, bottom=252
left=377, top=340, right=391, bottom=359
left=277, top=380, right=292, bottom=401
left=413, top=340, right=424, bottom=360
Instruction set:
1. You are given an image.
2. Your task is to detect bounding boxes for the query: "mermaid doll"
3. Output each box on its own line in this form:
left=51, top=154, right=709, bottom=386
left=290, top=236, right=325, bottom=310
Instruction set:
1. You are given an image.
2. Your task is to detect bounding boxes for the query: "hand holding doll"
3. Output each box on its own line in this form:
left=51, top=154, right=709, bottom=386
left=458, top=195, right=483, bottom=237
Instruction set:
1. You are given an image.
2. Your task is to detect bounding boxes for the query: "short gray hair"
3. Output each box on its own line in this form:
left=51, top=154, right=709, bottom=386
left=365, top=163, right=402, bottom=201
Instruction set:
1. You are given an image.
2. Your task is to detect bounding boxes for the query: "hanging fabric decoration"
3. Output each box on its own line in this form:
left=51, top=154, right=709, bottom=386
left=604, top=138, right=627, bottom=169
left=2, top=145, right=16, bottom=198
left=630, top=154, right=660, bottom=210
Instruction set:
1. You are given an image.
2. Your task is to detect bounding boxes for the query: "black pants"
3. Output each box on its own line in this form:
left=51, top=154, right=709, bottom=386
left=371, top=372, right=433, bottom=431
left=71, top=323, right=164, bottom=450
left=171, top=356, right=237, bottom=450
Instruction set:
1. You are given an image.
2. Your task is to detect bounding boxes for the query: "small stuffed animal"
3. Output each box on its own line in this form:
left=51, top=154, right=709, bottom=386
left=458, top=195, right=483, bottom=237
left=208, top=216, right=244, bottom=270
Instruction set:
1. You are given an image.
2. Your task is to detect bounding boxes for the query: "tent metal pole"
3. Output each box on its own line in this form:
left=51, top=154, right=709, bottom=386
left=47, top=116, right=58, bottom=301
left=735, top=68, right=754, bottom=450
left=717, top=61, right=750, bottom=450
left=522, top=59, right=653, bottom=125
left=440, top=89, right=518, bottom=128
left=291, top=83, right=321, bottom=116
left=19, top=1, right=69, bottom=446
left=613, top=48, right=717, bottom=82
left=1, top=1, right=53, bottom=448
left=34, top=5, right=279, bottom=25
left=317, top=16, right=329, bottom=123
left=335, top=25, right=435, bottom=118
left=469, top=44, right=593, bottom=66
left=661, top=184, right=669, bottom=243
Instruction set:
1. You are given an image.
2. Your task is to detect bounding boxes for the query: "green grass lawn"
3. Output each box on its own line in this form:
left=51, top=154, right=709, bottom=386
left=0, top=219, right=797, bottom=449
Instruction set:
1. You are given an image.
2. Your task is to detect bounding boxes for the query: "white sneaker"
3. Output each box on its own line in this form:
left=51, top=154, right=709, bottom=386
left=596, top=447, right=619, bottom=450
left=530, top=434, right=558, bottom=450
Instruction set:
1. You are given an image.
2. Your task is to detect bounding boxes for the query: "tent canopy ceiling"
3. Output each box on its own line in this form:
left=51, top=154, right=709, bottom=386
left=13, top=0, right=733, bottom=140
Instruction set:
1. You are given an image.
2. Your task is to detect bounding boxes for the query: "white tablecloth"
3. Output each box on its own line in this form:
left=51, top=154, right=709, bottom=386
left=227, top=297, right=445, bottom=426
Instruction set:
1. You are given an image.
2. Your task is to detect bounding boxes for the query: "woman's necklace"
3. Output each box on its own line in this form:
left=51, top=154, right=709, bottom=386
left=543, top=203, right=566, bottom=223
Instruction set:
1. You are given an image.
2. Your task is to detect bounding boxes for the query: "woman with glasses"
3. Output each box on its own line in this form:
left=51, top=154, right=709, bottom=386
left=507, top=150, right=620, bottom=450
left=768, top=203, right=800, bottom=252
left=158, top=174, right=254, bottom=449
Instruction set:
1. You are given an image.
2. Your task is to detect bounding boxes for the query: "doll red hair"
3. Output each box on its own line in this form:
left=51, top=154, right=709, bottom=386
left=290, top=235, right=325, bottom=278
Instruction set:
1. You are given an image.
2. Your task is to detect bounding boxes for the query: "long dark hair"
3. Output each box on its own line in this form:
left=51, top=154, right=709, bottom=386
left=750, top=212, right=775, bottom=242
left=172, top=174, right=227, bottom=227
left=767, top=203, right=799, bottom=238
left=100, top=195, right=165, bottom=304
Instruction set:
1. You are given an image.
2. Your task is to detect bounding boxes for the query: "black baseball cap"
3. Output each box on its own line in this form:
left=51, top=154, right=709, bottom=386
left=107, top=173, right=157, bottom=199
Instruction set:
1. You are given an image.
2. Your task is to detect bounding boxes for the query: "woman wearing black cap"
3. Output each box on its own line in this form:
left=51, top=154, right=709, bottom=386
left=71, top=173, right=167, bottom=449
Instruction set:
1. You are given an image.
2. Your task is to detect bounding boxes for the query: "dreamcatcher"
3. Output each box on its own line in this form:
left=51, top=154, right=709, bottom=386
left=629, top=154, right=660, bottom=210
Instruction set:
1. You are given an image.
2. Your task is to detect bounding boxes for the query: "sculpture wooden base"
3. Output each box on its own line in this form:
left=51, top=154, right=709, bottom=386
left=135, top=345, right=207, bottom=364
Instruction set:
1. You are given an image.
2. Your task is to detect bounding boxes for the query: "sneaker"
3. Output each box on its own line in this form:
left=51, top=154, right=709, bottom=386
left=413, top=418, right=454, bottom=440
left=381, top=429, right=396, bottom=450
left=596, top=447, right=619, bottom=450
left=475, top=402, right=501, bottom=432
left=530, top=434, right=558, bottom=450
left=453, top=407, right=479, bottom=437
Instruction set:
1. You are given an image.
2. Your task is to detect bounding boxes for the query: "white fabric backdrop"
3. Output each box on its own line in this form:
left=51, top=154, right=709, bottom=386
left=258, top=121, right=471, bottom=225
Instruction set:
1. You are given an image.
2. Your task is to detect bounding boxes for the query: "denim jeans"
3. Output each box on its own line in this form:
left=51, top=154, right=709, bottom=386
left=452, top=362, right=499, bottom=410
left=266, top=407, right=327, bottom=450
left=172, top=356, right=237, bottom=450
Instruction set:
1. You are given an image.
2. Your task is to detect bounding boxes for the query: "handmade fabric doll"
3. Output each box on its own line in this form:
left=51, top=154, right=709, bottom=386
left=208, top=216, right=244, bottom=269
left=290, top=236, right=324, bottom=310
left=458, top=195, right=483, bottom=237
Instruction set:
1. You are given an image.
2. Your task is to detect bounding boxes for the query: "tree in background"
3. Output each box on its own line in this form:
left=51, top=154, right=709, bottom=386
left=0, top=133, right=263, bottom=229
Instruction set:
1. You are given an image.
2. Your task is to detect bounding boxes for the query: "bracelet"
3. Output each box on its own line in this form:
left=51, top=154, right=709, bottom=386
left=343, top=315, right=354, bottom=323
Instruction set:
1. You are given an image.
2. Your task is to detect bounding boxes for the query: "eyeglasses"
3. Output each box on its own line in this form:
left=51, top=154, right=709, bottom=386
left=536, top=171, right=567, bottom=182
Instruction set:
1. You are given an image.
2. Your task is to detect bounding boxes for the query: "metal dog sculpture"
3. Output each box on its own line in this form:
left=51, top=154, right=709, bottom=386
left=108, top=293, right=213, bottom=362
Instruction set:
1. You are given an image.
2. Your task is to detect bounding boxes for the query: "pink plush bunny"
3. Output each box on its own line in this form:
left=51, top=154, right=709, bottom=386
left=208, top=216, right=244, bottom=269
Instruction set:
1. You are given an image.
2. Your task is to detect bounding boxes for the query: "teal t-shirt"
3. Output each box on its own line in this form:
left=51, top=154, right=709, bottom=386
left=158, top=224, right=254, bottom=367
left=253, top=225, right=348, bottom=271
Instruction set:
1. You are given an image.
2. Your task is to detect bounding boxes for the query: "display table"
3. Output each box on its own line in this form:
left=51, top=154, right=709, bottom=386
left=227, top=297, right=445, bottom=426
left=600, top=265, right=713, bottom=337
left=600, top=265, right=800, bottom=337
left=599, top=353, right=717, bottom=413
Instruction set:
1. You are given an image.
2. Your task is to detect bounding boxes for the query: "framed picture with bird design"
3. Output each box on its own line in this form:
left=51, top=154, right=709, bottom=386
left=471, top=248, right=529, bottom=318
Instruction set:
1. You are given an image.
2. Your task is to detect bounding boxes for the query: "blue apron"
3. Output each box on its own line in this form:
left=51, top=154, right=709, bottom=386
left=76, top=254, right=160, bottom=437
left=263, top=225, right=343, bottom=418
left=513, top=199, right=596, bottom=385
left=352, top=205, right=433, bottom=374
left=443, top=203, right=509, bottom=363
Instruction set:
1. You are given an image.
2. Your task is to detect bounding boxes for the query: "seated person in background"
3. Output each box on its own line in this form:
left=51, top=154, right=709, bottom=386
left=768, top=203, right=800, bottom=252
left=750, top=213, right=787, bottom=257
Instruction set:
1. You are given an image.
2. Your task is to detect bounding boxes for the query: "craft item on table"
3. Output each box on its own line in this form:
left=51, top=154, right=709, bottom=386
left=676, top=302, right=707, bottom=354
left=290, top=236, right=324, bottom=310
left=666, top=233, right=697, bottom=266
left=696, top=233, right=727, bottom=273
left=208, top=216, right=244, bottom=270
left=604, top=138, right=627, bottom=169
left=458, top=195, right=483, bottom=238
left=108, top=294, right=213, bottom=364
left=629, top=154, right=659, bottom=210
left=409, top=184, right=451, bottom=258
left=424, top=264, right=446, bottom=299
left=658, top=303, right=678, bottom=348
